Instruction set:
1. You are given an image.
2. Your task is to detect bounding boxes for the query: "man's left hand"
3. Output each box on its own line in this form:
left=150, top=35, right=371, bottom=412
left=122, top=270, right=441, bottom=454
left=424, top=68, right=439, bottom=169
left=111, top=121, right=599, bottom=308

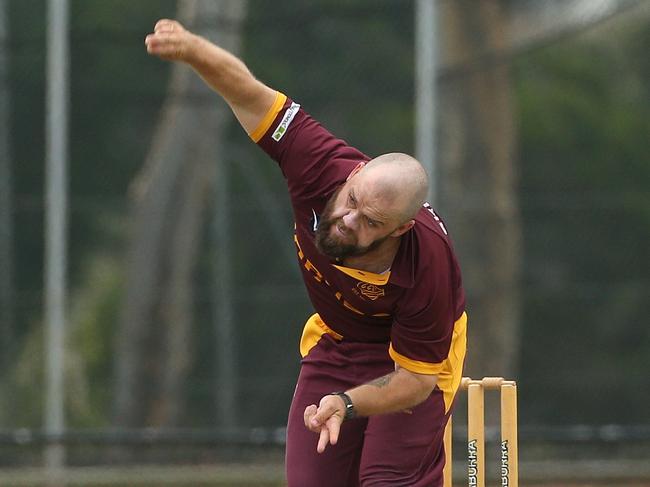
left=303, top=395, right=346, bottom=453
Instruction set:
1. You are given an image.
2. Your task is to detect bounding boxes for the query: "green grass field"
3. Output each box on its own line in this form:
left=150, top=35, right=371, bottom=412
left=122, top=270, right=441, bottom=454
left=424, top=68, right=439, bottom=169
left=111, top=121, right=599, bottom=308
left=1, top=462, right=650, bottom=487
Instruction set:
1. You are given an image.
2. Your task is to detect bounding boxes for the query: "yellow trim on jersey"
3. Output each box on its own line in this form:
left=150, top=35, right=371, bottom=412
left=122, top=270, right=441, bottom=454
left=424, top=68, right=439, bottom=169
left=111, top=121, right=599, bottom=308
left=436, top=312, right=468, bottom=411
left=389, top=344, right=444, bottom=375
left=389, top=311, right=468, bottom=412
left=249, top=91, right=288, bottom=143
left=333, top=265, right=391, bottom=285
left=299, top=313, right=344, bottom=358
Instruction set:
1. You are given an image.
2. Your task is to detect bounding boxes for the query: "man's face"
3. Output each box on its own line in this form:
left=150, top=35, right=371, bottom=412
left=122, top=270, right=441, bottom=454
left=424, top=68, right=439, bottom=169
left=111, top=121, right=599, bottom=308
left=314, top=178, right=402, bottom=260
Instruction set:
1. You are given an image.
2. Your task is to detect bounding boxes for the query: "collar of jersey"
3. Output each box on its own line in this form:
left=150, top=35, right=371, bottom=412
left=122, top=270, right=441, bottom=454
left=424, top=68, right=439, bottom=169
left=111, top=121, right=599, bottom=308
left=332, top=265, right=391, bottom=285
left=331, top=227, right=416, bottom=289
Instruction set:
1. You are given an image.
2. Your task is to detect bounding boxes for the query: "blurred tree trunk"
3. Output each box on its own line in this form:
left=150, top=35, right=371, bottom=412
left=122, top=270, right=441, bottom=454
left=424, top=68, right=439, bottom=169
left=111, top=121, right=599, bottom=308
left=0, top=0, right=14, bottom=367
left=437, top=1, right=522, bottom=379
left=113, top=0, right=246, bottom=427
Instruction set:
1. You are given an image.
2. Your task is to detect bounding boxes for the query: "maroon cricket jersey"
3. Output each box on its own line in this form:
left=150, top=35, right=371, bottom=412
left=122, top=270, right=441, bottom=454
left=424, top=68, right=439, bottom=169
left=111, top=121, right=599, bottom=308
left=252, top=93, right=467, bottom=408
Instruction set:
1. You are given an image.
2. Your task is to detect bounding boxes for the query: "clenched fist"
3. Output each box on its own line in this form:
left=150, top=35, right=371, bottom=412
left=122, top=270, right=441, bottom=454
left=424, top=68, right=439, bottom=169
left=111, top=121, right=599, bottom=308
left=145, top=19, right=196, bottom=62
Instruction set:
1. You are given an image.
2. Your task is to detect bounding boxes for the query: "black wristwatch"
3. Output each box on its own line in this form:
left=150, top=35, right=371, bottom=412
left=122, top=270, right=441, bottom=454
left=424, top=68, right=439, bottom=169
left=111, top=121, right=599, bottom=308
left=331, top=392, right=356, bottom=420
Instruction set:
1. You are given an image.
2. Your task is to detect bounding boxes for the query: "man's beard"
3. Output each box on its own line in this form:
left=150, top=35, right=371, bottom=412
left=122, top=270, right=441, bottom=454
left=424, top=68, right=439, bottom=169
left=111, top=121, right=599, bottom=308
left=314, top=187, right=389, bottom=260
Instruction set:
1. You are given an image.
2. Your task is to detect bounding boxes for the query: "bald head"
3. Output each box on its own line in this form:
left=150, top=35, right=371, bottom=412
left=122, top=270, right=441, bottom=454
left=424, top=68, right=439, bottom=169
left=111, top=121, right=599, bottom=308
left=357, top=153, right=429, bottom=222
left=315, top=153, right=429, bottom=259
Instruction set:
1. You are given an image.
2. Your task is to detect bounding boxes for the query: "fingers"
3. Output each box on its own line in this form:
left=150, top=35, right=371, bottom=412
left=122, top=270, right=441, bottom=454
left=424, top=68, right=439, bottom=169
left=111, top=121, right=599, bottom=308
left=325, top=416, right=341, bottom=446
left=303, top=397, right=345, bottom=453
left=145, top=32, right=173, bottom=52
left=317, top=426, right=330, bottom=453
left=145, top=32, right=182, bottom=60
left=303, top=404, right=318, bottom=431
left=310, top=403, right=335, bottom=429
left=303, top=402, right=333, bottom=432
left=145, top=19, right=189, bottom=61
left=154, top=19, right=182, bottom=33
left=315, top=417, right=341, bottom=453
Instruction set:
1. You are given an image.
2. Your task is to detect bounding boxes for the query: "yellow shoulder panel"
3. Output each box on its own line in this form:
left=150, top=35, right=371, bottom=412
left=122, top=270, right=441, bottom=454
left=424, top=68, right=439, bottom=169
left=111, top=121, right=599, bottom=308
left=390, top=311, right=468, bottom=413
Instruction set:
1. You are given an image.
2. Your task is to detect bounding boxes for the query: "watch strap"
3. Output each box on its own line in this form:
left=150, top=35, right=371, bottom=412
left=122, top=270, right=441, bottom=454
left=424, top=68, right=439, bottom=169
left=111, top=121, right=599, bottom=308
left=331, top=391, right=356, bottom=421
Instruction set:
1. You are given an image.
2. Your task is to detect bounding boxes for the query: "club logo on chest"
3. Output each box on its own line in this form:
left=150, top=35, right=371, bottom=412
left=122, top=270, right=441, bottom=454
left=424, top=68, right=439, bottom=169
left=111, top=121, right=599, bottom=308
left=356, top=282, right=385, bottom=301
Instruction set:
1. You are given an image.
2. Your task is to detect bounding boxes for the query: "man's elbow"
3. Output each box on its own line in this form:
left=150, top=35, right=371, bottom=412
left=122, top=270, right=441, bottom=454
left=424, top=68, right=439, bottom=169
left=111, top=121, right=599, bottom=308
left=403, top=369, right=438, bottom=406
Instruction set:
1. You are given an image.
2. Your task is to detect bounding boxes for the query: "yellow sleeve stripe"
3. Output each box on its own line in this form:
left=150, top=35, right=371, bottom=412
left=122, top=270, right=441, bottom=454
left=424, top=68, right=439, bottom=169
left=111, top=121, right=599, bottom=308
left=249, top=91, right=288, bottom=143
left=333, top=265, right=391, bottom=285
left=389, top=343, right=444, bottom=375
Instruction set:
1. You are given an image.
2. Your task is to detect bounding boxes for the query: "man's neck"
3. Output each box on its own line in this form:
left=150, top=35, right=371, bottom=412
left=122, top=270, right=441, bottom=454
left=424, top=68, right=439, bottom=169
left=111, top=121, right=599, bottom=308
left=340, top=236, right=402, bottom=274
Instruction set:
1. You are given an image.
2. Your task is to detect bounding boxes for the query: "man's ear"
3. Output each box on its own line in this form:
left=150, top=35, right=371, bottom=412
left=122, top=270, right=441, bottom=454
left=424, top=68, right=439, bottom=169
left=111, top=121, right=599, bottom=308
left=346, top=161, right=366, bottom=181
left=390, top=219, right=415, bottom=237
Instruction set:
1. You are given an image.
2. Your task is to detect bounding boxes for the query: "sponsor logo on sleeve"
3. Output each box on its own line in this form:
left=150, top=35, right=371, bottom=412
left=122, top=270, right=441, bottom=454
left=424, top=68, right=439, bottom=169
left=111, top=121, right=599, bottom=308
left=272, top=102, right=300, bottom=141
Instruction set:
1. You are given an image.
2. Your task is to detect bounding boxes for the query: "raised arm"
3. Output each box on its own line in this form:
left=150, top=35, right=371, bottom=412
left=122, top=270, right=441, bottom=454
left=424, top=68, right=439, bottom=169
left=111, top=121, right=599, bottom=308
left=145, top=19, right=277, bottom=135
